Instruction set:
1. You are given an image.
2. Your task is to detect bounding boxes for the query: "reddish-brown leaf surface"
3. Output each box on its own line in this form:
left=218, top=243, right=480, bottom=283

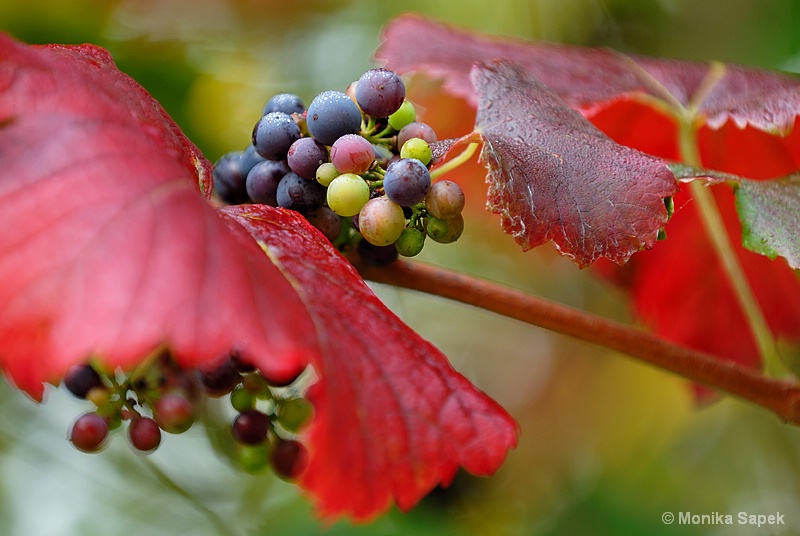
left=472, top=60, right=678, bottom=267
left=377, top=13, right=800, bottom=135
left=225, top=205, right=518, bottom=520
left=378, top=15, right=800, bottom=373
left=0, top=34, right=316, bottom=398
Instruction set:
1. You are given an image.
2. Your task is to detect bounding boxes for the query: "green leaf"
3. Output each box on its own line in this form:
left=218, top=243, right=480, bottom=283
left=736, top=176, right=800, bottom=269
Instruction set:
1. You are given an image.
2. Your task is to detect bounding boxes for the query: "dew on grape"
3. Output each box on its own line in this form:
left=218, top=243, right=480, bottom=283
left=355, top=68, right=406, bottom=118
left=306, top=90, right=361, bottom=146
left=263, top=93, right=305, bottom=116
left=252, top=112, right=302, bottom=160
left=383, top=158, right=431, bottom=207
left=288, top=137, right=329, bottom=179
left=330, top=134, right=375, bottom=174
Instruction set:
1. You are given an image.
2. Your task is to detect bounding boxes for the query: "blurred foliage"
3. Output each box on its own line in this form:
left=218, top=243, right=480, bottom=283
left=2, top=1, right=800, bottom=535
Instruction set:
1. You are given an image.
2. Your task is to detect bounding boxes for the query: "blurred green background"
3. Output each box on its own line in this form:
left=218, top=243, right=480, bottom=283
left=2, top=1, right=800, bottom=535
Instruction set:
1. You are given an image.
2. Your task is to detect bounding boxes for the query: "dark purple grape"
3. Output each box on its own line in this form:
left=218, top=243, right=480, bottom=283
left=270, top=438, right=308, bottom=480
left=230, top=353, right=257, bottom=374
left=128, top=416, right=162, bottom=453
left=70, top=413, right=109, bottom=453
left=63, top=364, right=103, bottom=399
left=246, top=159, right=290, bottom=206
left=232, top=409, right=270, bottom=445
left=213, top=151, right=251, bottom=204
left=397, top=122, right=437, bottom=149
left=240, top=144, right=267, bottom=173
left=357, top=240, right=398, bottom=267
left=252, top=112, right=301, bottom=160
left=153, top=393, right=195, bottom=434
left=198, top=358, right=242, bottom=397
left=383, top=158, right=431, bottom=206
left=306, top=90, right=361, bottom=146
left=330, top=134, right=375, bottom=174
left=355, top=68, right=406, bottom=118
left=262, top=93, right=305, bottom=116
left=276, top=172, right=325, bottom=214
left=305, top=207, right=341, bottom=242
left=287, top=137, right=328, bottom=179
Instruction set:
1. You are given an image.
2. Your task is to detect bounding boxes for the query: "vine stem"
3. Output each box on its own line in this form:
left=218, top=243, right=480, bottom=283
left=351, top=257, right=800, bottom=425
left=677, top=113, right=786, bottom=377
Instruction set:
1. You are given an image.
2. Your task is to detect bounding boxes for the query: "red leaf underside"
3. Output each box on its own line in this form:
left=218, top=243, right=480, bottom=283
left=0, top=34, right=315, bottom=398
left=604, top=186, right=800, bottom=371
left=225, top=205, right=518, bottom=521
left=591, top=111, right=800, bottom=375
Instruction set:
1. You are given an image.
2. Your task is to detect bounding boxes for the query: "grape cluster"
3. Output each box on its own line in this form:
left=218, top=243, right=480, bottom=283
left=213, top=68, right=466, bottom=264
left=63, top=352, right=311, bottom=480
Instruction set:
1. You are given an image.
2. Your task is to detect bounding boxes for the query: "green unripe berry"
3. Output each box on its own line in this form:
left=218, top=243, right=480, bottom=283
left=237, top=444, right=271, bottom=474
left=242, top=374, right=272, bottom=399
left=426, top=217, right=448, bottom=242
left=399, top=138, right=432, bottom=166
left=327, top=173, right=370, bottom=217
left=426, top=214, right=464, bottom=243
left=359, top=197, right=406, bottom=246
left=277, top=397, right=313, bottom=433
left=230, top=386, right=254, bottom=412
left=387, top=100, right=415, bottom=131
left=316, top=162, right=339, bottom=187
left=395, top=227, right=426, bottom=257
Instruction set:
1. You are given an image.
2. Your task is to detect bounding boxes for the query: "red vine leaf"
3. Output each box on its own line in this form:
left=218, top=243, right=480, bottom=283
left=472, top=60, right=678, bottom=267
left=224, top=205, right=518, bottom=520
left=377, top=13, right=800, bottom=135
left=383, top=17, right=800, bottom=375
left=0, top=33, right=516, bottom=520
left=598, top=185, right=800, bottom=377
left=0, top=33, right=316, bottom=398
